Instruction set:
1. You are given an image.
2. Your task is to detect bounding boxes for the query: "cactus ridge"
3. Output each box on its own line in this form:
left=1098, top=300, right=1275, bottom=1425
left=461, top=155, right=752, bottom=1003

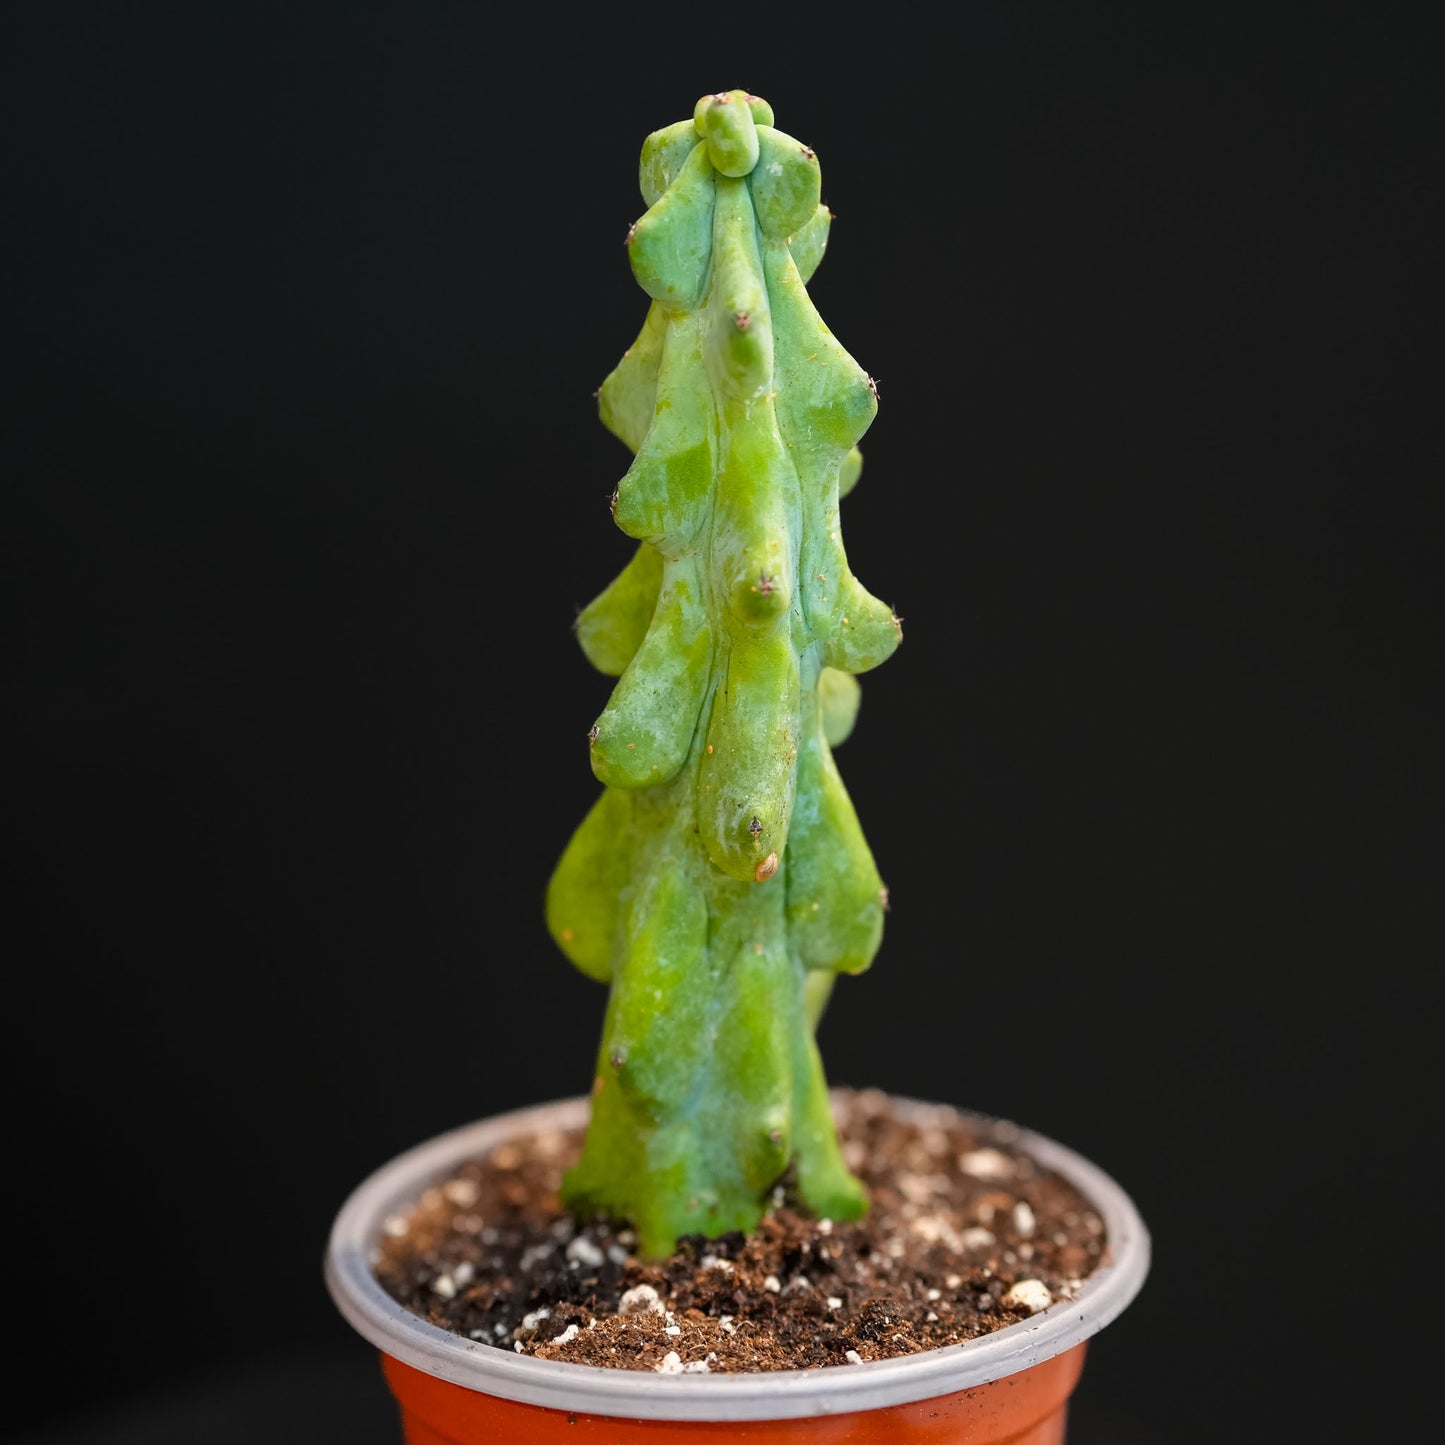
left=545, top=92, right=899, bottom=1257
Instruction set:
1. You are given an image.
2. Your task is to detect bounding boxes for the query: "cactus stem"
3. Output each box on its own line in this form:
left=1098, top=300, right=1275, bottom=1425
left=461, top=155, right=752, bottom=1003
left=553, top=94, right=896, bottom=1257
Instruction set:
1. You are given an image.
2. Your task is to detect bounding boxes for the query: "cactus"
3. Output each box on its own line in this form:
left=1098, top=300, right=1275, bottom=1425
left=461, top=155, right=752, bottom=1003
left=545, top=91, right=901, bottom=1259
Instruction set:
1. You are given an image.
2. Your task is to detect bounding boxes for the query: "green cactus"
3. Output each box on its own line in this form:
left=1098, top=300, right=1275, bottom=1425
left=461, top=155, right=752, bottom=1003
left=545, top=91, right=900, bottom=1259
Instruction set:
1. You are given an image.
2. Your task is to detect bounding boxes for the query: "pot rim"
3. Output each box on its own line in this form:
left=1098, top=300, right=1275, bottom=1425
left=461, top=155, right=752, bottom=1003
left=324, top=1092, right=1149, bottom=1421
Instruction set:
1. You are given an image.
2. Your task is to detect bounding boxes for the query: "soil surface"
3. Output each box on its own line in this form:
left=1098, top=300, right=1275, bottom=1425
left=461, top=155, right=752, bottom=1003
left=373, top=1088, right=1108, bottom=1374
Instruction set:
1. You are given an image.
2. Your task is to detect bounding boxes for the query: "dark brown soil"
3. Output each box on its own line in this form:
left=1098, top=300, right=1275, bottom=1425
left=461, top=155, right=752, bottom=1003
left=373, top=1088, right=1107, bottom=1374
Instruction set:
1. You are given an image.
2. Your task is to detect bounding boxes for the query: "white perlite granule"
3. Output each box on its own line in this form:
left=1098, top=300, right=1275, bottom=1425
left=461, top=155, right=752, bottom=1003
left=1000, top=1278, right=1052, bottom=1313
left=958, top=1147, right=1016, bottom=1179
left=618, top=1283, right=665, bottom=1315
left=566, top=1235, right=605, bottom=1268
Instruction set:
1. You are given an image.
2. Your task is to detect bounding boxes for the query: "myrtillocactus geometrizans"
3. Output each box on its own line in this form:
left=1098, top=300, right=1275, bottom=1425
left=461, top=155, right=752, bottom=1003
left=545, top=91, right=901, bottom=1257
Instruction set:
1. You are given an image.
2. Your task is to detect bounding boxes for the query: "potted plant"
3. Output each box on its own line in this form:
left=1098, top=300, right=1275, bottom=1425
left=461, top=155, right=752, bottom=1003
left=326, top=88, right=1149, bottom=1443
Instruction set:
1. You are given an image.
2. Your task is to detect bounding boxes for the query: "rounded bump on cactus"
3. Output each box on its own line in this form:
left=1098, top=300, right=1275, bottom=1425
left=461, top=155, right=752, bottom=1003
left=759, top=1110, right=790, bottom=1163
left=787, top=201, right=832, bottom=283
left=545, top=786, right=634, bottom=984
left=819, top=666, right=862, bottom=747
left=699, top=90, right=760, bottom=178
left=722, top=809, right=783, bottom=880
left=586, top=722, right=668, bottom=789
left=715, top=312, right=770, bottom=392
left=820, top=585, right=903, bottom=675
left=727, top=556, right=791, bottom=626
left=750, top=127, right=822, bottom=239
left=694, top=89, right=754, bottom=120
left=627, top=143, right=715, bottom=309
left=639, top=119, right=703, bottom=209
left=575, top=542, right=663, bottom=677
left=745, top=94, right=774, bottom=126
left=707, top=182, right=773, bottom=394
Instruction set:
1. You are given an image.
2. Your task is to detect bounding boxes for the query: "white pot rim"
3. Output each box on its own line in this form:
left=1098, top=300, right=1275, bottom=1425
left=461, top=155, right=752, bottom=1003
left=324, top=1092, right=1150, bottom=1421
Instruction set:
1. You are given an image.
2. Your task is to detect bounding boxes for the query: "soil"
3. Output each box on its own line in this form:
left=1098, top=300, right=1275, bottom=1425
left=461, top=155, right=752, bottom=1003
left=373, top=1088, right=1108, bottom=1374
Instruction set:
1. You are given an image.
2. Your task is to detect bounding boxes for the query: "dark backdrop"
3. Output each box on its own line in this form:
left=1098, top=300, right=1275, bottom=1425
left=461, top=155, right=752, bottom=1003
left=5, top=3, right=1438, bottom=1442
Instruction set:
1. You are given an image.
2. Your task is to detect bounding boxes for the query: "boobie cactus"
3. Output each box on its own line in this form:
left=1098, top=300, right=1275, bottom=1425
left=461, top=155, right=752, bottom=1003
left=546, top=91, right=901, bottom=1257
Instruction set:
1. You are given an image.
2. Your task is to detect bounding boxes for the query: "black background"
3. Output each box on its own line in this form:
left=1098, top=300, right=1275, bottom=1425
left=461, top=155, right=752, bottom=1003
left=5, top=3, right=1439, bottom=1441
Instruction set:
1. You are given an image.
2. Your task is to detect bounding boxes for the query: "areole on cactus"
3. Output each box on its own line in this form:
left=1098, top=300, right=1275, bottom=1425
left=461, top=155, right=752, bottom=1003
left=545, top=90, right=901, bottom=1259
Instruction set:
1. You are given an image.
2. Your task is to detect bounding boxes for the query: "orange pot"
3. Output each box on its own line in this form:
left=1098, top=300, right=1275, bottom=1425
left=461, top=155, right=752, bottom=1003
left=326, top=1097, right=1149, bottom=1444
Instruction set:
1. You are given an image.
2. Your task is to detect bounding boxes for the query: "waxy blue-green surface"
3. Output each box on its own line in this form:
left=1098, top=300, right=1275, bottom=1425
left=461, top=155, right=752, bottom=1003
left=547, top=92, right=900, bottom=1257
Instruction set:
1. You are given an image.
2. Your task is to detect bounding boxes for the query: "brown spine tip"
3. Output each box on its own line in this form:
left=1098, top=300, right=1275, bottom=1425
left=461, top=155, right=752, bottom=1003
left=755, top=851, right=779, bottom=882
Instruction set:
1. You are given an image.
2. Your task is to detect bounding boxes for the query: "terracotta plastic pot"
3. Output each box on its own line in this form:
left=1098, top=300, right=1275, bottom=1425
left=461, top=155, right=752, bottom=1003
left=325, top=1095, right=1149, bottom=1443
